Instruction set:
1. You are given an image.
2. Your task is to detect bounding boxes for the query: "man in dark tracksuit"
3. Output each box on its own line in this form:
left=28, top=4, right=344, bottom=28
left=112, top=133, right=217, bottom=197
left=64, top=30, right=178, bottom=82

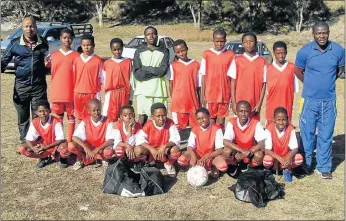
left=1, top=16, right=49, bottom=144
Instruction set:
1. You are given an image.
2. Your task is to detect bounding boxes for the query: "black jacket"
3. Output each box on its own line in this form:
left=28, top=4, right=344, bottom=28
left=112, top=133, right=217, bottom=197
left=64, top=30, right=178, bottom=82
left=1, top=35, right=49, bottom=85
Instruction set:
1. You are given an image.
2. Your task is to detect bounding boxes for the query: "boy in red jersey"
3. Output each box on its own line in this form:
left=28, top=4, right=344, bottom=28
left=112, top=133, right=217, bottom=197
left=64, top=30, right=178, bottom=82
left=177, top=107, right=229, bottom=178
left=263, top=107, right=303, bottom=175
left=113, top=105, right=143, bottom=160
left=135, top=103, right=181, bottom=177
left=73, top=34, right=104, bottom=123
left=47, top=28, right=80, bottom=142
left=102, top=38, right=133, bottom=121
left=18, top=100, right=69, bottom=168
left=230, top=32, right=267, bottom=120
left=223, top=100, right=266, bottom=168
left=68, top=99, right=114, bottom=170
left=200, top=29, right=236, bottom=127
left=169, top=39, right=200, bottom=129
left=265, top=41, right=299, bottom=124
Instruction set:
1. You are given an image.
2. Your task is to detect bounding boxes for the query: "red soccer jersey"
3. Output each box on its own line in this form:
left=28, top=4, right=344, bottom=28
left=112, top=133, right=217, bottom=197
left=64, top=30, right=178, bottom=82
left=170, top=59, right=200, bottom=113
left=32, top=117, right=60, bottom=145
left=266, top=62, right=296, bottom=121
left=143, top=118, right=175, bottom=148
left=84, top=116, right=109, bottom=147
left=113, top=119, right=142, bottom=142
left=73, top=55, right=103, bottom=94
left=191, top=124, right=220, bottom=158
left=229, top=117, right=258, bottom=150
left=103, top=58, right=132, bottom=94
left=267, top=122, right=294, bottom=156
left=50, top=50, right=80, bottom=102
left=202, top=49, right=235, bottom=103
left=234, top=54, right=266, bottom=110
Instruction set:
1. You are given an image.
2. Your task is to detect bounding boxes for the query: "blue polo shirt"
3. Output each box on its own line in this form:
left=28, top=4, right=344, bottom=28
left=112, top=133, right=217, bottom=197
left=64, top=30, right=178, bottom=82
left=295, top=41, right=345, bottom=100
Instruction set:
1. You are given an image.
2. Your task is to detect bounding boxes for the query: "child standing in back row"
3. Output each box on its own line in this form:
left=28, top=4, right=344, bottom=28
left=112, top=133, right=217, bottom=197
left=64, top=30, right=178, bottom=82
left=102, top=38, right=133, bottom=121
left=265, top=41, right=299, bottom=124
left=73, top=34, right=104, bottom=123
left=200, top=29, right=236, bottom=127
left=47, top=28, right=80, bottom=142
left=169, top=39, right=200, bottom=129
left=230, top=32, right=267, bottom=120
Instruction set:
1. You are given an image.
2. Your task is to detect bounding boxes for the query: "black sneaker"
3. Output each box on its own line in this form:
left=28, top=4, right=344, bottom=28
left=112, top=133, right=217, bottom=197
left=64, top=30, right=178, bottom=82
left=317, top=171, right=333, bottom=179
left=299, top=164, right=314, bottom=176
left=36, top=157, right=49, bottom=168
left=291, top=166, right=306, bottom=179
left=59, top=158, right=68, bottom=169
left=227, top=165, right=240, bottom=178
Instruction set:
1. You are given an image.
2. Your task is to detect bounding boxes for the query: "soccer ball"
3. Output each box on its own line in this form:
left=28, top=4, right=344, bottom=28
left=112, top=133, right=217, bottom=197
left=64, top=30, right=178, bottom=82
left=187, top=166, right=208, bottom=187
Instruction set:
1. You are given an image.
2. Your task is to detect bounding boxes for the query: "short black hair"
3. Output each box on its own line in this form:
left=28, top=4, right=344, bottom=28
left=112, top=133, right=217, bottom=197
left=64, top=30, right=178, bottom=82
left=60, top=28, right=74, bottom=37
left=120, top=104, right=135, bottom=114
left=312, top=21, right=329, bottom=33
left=81, top=33, right=94, bottom=45
left=110, top=38, right=124, bottom=49
left=213, top=28, right=227, bottom=38
left=36, top=100, right=50, bottom=110
left=242, top=32, right=257, bottom=44
left=274, top=107, right=288, bottom=118
left=195, top=107, right=210, bottom=116
left=173, top=39, right=188, bottom=51
left=273, top=41, right=287, bottom=51
left=144, top=26, right=158, bottom=35
left=151, top=103, right=166, bottom=115
left=236, top=100, right=251, bottom=110
left=22, top=16, right=37, bottom=26
left=88, top=98, right=101, bottom=107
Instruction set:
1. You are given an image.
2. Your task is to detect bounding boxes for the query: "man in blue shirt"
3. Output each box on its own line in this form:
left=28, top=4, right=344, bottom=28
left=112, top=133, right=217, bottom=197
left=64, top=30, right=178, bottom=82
left=295, top=21, right=345, bottom=179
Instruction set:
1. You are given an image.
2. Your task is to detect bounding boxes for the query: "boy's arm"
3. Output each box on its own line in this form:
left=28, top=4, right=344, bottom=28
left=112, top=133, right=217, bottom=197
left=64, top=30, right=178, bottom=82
left=141, top=48, right=170, bottom=78
left=295, top=67, right=304, bottom=82
left=72, top=122, right=91, bottom=152
left=254, top=82, right=266, bottom=113
left=250, top=122, right=266, bottom=153
left=223, top=122, right=250, bottom=156
left=25, top=122, right=40, bottom=151
left=72, top=136, right=91, bottom=152
left=96, top=122, right=115, bottom=150
left=132, top=48, right=154, bottom=81
left=201, top=75, right=206, bottom=106
left=202, top=128, right=225, bottom=159
left=136, top=129, right=156, bottom=152
left=230, top=78, right=237, bottom=114
left=41, top=122, right=66, bottom=150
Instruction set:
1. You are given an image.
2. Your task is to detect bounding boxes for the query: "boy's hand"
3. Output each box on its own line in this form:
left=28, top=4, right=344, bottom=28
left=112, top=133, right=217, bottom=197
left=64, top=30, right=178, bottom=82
left=235, top=152, right=245, bottom=161
left=253, top=103, right=261, bottom=115
left=197, top=156, right=208, bottom=167
left=92, top=148, right=100, bottom=156
left=125, top=145, right=135, bottom=160
left=281, top=157, right=293, bottom=168
left=85, top=148, right=95, bottom=160
left=190, top=155, right=197, bottom=166
left=155, top=145, right=166, bottom=160
left=149, top=148, right=158, bottom=160
left=201, top=95, right=207, bottom=107
left=250, top=146, right=257, bottom=153
left=129, top=118, right=136, bottom=128
left=232, top=106, right=237, bottom=116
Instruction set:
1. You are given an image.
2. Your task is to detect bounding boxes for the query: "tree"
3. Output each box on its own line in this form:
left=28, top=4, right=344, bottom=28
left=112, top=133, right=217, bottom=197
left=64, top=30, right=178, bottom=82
left=294, top=0, right=310, bottom=33
left=177, top=0, right=203, bottom=29
left=95, top=0, right=109, bottom=27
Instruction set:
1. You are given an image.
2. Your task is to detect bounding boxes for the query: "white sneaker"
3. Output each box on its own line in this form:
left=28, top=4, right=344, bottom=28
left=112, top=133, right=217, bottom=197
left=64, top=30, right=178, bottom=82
left=73, top=159, right=83, bottom=170
left=164, top=163, right=176, bottom=177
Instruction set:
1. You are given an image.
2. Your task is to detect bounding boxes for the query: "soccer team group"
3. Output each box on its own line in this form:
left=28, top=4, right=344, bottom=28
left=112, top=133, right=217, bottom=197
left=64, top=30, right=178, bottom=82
left=19, top=25, right=305, bottom=182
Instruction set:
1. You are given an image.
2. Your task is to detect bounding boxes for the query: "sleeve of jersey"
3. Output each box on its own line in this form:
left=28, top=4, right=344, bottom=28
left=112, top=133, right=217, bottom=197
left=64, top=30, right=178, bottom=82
left=254, top=122, right=266, bottom=142
left=199, top=58, right=206, bottom=76
left=264, top=129, right=273, bottom=150
left=288, top=129, right=298, bottom=150
left=223, top=121, right=235, bottom=142
left=263, top=65, right=267, bottom=83
left=215, top=128, right=225, bottom=149
left=54, top=122, right=66, bottom=141
left=169, top=125, right=181, bottom=146
left=113, top=129, right=122, bottom=148
left=135, top=129, right=149, bottom=146
left=293, top=75, right=299, bottom=93
left=73, top=121, right=87, bottom=142
left=168, top=64, right=174, bottom=81
left=227, top=59, right=237, bottom=79
left=187, top=131, right=197, bottom=149
left=98, top=63, right=104, bottom=86
left=105, top=122, right=115, bottom=141
left=25, top=122, right=40, bottom=141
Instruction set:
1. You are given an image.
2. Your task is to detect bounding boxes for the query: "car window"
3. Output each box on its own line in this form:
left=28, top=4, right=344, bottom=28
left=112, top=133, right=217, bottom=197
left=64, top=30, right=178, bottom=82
left=126, top=38, right=145, bottom=48
left=262, top=44, right=269, bottom=52
left=46, top=29, right=59, bottom=40
left=228, top=43, right=244, bottom=54
left=165, top=38, right=173, bottom=48
left=10, top=28, right=45, bottom=39
left=158, top=38, right=165, bottom=48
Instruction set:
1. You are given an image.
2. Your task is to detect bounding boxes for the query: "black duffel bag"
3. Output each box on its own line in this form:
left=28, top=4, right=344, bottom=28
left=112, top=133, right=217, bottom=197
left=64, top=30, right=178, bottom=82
left=102, top=159, right=165, bottom=197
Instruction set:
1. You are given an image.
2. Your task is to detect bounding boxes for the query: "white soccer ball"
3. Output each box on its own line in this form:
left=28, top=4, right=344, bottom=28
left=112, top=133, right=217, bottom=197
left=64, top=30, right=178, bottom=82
left=187, top=166, right=208, bottom=187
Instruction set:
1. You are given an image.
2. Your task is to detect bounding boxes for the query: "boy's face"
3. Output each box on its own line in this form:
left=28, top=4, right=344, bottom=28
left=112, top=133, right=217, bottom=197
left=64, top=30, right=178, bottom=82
left=88, top=103, right=101, bottom=118
left=152, top=108, right=167, bottom=127
left=121, top=108, right=135, bottom=124
left=242, top=36, right=256, bottom=54
left=60, top=32, right=73, bottom=49
left=274, top=112, right=289, bottom=132
left=145, top=28, right=158, bottom=46
left=236, top=104, right=250, bottom=125
left=81, top=39, right=94, bottom=56
left=111, top=42, right=123, bottom=59
left=273, top=47, right=287, bottom=64
left=213, top=34, right=226, bottom=51
left=196, top=112, right=210, bottom=129
left=36, top=106, right=50, bottom=123
left=174, top=44, right=188, bottom=61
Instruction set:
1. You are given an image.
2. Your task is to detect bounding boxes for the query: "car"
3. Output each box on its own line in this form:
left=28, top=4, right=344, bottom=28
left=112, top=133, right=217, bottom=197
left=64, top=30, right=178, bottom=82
left=225, top=40, right=273, bottom=64
left=122, top=35, right=175, bottom=62
left=1, top=22, right=93, bottom=71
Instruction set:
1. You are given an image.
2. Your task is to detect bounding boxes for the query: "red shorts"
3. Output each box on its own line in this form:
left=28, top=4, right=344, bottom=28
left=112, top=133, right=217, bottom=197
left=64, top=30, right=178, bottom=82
left=51, top=102, right=74, bottom=115
left=207, top=103, right=229, bottom=118
left=74, top=93, right=98, bottom=120
left=172, top=112, right=198, bottom=129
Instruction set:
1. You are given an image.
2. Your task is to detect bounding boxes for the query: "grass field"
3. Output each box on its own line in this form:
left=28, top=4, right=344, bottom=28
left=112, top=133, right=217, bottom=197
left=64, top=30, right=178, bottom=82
left=1, top=14, right=345, bottom=220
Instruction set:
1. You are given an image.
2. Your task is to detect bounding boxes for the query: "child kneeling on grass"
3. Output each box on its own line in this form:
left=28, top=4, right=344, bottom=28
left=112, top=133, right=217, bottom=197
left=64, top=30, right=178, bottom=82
left=18, top=100, right=69, bottom=168
left=68, top=99, right=114, bottom=170
left=177, top=107, right=229, bottom=178
left=263, top=107, right=303, bottom=181
left=135, top=103, right=181, bottom=177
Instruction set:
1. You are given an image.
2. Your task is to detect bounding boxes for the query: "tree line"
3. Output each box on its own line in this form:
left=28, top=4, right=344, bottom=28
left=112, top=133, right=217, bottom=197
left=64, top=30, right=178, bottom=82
left=1, top=0, right=341, bottom=34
